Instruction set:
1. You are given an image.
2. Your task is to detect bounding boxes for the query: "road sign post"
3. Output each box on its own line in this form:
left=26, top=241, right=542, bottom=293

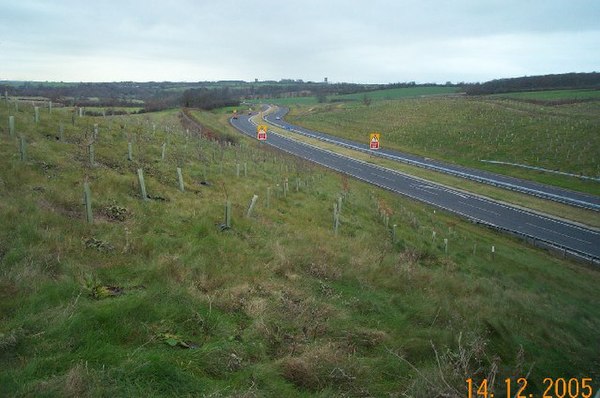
left=369, top=133, right=380, bottom=150
left=257, top=125, right=268, bottom=141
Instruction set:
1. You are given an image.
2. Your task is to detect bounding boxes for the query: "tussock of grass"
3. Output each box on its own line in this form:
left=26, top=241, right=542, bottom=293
left=0, top=103, right=599, bottom=396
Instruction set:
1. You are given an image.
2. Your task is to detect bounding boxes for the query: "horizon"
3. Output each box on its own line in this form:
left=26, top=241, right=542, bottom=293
left=2, top=71, right=598, bottom=86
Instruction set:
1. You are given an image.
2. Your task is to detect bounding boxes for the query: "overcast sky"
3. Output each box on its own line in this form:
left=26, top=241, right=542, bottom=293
left=1, top=0, right=598, bottom=83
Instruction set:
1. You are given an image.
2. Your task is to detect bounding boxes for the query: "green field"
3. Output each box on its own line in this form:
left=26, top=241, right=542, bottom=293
left=493, top=89, right=600, bottom=101
left=1, top=103, right=599, bottom=397
left=249, top=86, right=461, bottom=107
left=334, top=86, right=461, bottom=101
left=286, top=97, right=600, bottom=195
left=82, top=106, right=145, bottom=114
left=248, top=95, right=320, bottom=106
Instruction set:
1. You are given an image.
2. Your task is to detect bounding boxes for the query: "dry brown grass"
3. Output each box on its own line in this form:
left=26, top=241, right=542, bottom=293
left=280, top=342, right=358, bottom=391
left=63, top=363, right=91, bottom=398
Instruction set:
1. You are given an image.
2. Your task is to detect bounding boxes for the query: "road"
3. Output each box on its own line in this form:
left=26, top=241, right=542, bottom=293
left=264, top=107, right=600, bottom=211
left=230, top=113, right=600, bottom=263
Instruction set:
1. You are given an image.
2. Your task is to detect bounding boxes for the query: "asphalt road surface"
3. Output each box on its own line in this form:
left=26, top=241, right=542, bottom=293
left=265, top=107, right=600, bottom=211
left=231, top=113, right=600, bottom=263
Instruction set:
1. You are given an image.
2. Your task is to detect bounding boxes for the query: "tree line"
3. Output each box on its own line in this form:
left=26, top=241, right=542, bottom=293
left=2, top=72, right=597, bottom=111
left=464, top=72, right=600, bottom=95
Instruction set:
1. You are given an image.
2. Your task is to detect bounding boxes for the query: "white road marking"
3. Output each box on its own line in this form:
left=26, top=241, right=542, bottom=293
left=525, top=223, right=592, bottom=245
left=412, top=185, right=439, bottom=196
left=459, top=201, right=501, bottom=216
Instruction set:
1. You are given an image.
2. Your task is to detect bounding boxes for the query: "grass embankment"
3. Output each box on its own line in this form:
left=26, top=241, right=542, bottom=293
left=1, top=103, right=599, bottom=397
left=82, top=106, right=145, bottom=115
left=185, top=106, right=245, bottom=143
left=285, top=97, right=600, bottom=196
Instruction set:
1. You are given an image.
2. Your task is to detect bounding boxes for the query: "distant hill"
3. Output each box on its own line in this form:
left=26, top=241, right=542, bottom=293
left=0, top=80, right=457, bottom=111
left=465, top=72, right=600, bottom=95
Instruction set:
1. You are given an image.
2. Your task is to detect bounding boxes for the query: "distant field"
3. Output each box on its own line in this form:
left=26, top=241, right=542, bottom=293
left=287, top=97, right=600, bottom=195
left=248, top=95, right=319, bottom=106
left=249, top=86, right=461, bottom=107
left=493, top=89, right=600, bottom=101
left=83, top=106, right=144, bottom=114
left=335, top=86, right=461, bottom=101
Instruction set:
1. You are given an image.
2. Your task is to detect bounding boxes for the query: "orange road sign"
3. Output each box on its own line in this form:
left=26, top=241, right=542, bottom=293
left=369, top=133, right=380, bottom=150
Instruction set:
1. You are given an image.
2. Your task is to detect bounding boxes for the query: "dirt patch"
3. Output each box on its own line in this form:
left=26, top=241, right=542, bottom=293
left=37, top=198, right=81, bottom=220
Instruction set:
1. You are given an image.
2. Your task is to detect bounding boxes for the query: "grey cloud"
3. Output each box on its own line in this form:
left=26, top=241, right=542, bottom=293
left=1, top=0, right=598, bottom=82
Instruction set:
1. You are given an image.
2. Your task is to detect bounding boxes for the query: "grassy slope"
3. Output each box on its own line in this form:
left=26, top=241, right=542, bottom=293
left=493, top=89, right=600, bottom=101
left=286, top=98, right=600, bottom=195
left=0, top=103, right=599, bottom=397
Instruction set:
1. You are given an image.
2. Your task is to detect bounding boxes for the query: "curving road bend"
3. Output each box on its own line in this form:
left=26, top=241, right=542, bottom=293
left=231, top=113, right=600, bottom=263
left=264, top=107, right=600, bottom=212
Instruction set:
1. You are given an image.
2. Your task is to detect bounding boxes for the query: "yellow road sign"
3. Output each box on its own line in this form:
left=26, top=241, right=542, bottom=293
left=369, top=133, right=380, bottom=149
left=257, top=125, right=268, bottom=141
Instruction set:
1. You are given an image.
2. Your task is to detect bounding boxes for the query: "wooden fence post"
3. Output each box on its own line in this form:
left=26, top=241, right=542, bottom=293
left=161, top=142, right=166, bottom=161
left=89, top=144, right=95, bottom=167
left=128, top=142, right=133, bottom=161
left=246, top=194, right=258, bottom=217
left=19, top=135, right=26, bottom=160
left=34, top=106, right=39, bottom=123
left=137, top=168, right=148, bottom=200
left=225, top=200, right=232, bottom=228
left=8, top=116, right=15, bottom=137
left=177, top=167, right=185, bottom=192
left=333, top=203, right=340, bottom=235
left=83, top=181, right=93, bottom=224
left=266, top=187, right=271, bottom=208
